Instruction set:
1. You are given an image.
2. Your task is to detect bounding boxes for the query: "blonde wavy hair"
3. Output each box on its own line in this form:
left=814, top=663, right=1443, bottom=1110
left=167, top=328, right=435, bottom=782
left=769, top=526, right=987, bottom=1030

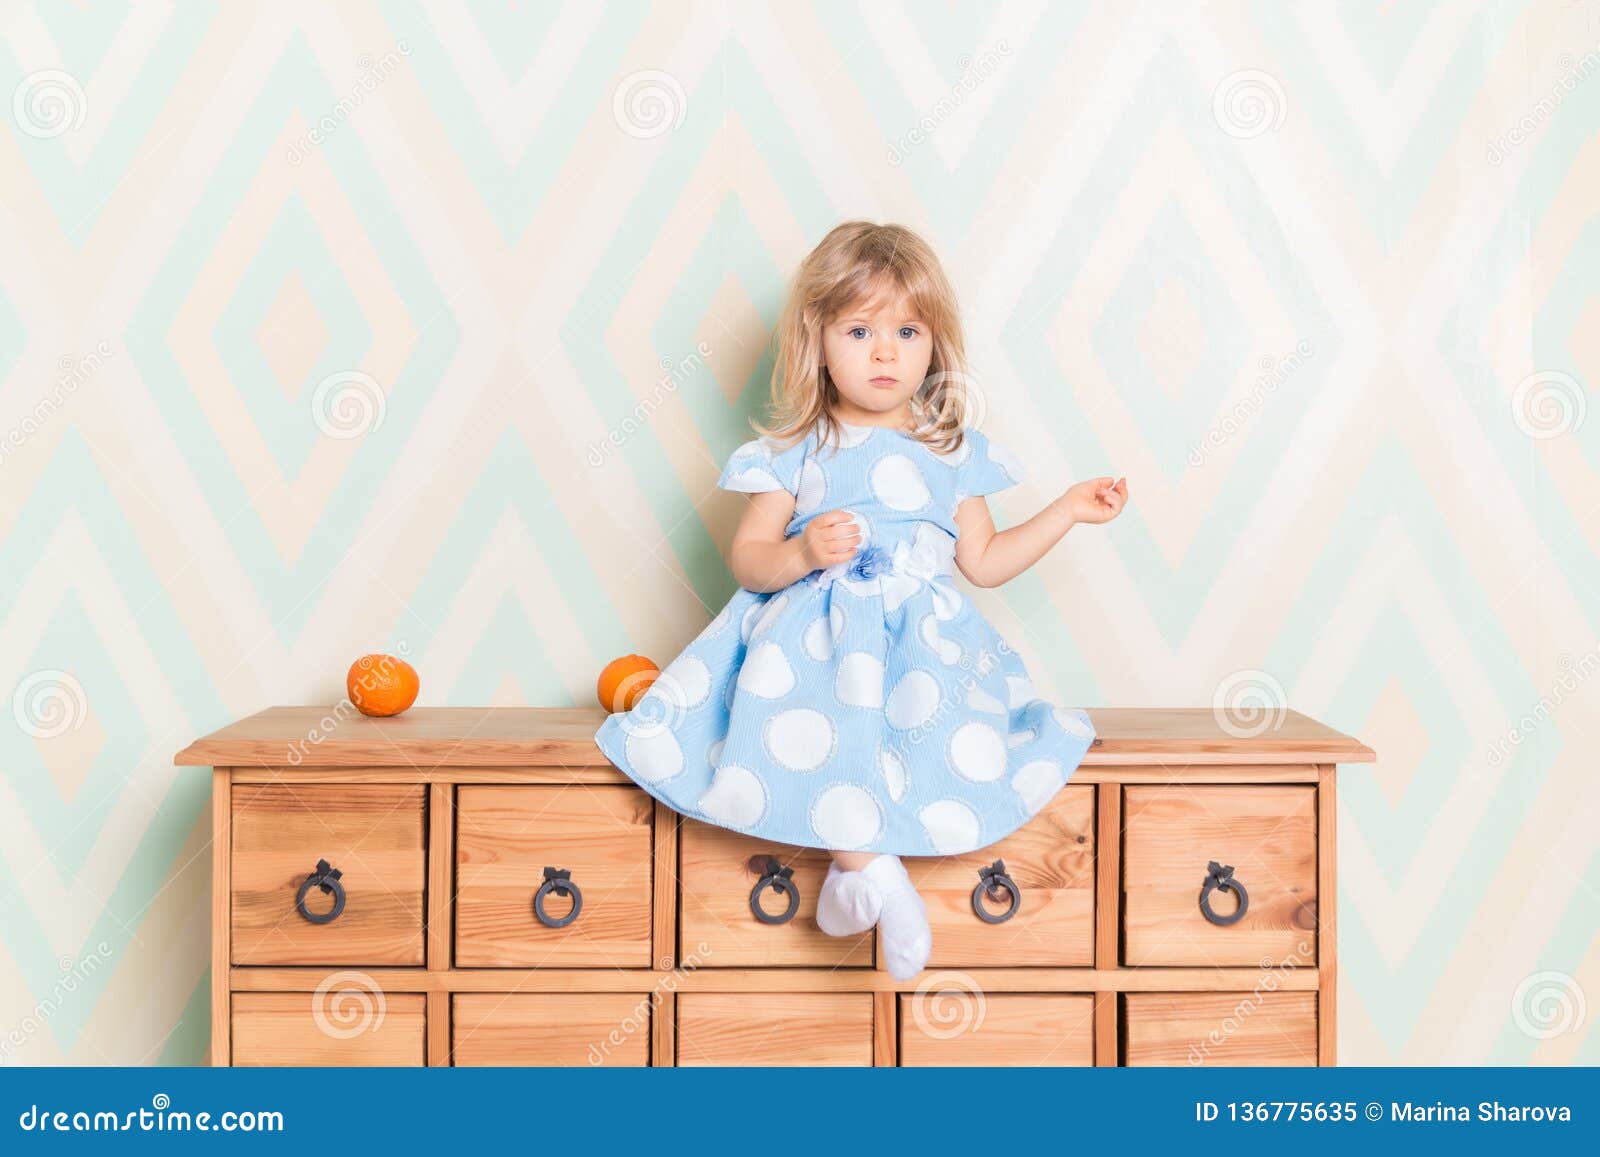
left=752, top=220, right=972, bottom=456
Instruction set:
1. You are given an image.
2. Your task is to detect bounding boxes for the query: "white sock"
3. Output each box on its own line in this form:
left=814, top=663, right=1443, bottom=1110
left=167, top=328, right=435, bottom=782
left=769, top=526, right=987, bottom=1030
left=815, top=861, right=882, bottom=937
left=858, top=853, right=931, bottom=980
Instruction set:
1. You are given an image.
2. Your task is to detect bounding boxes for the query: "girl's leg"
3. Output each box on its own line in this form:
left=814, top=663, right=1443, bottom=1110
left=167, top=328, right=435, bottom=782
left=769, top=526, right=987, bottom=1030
left=856, top=853, right=931, bottom=980
left=816, top=852, right=883, bottom=937
left=818, top=851, right=931, bottom=980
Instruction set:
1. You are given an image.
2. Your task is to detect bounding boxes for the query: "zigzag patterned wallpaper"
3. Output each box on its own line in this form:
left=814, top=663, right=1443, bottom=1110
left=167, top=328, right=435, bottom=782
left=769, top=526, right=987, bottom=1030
left=1, top=0, right=1596, bottom=1066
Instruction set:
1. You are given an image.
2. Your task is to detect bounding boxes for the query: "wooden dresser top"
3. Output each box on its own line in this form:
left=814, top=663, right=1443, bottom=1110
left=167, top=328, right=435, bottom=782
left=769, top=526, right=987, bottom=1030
left=174, top=706, right=1375, bottom=768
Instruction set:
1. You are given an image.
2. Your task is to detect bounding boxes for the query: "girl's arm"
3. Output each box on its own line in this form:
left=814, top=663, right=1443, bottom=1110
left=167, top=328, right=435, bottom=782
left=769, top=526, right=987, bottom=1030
left=953, top=476, right=1127, bottom=589
left=729, top=491, right=861, bottom=592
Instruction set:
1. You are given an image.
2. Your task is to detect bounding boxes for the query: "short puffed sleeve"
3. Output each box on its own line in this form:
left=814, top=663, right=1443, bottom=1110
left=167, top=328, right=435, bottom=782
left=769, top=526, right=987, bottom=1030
left=716, top=433, right=807, bottom=495
left=956, top=427, right=1024, bottom=496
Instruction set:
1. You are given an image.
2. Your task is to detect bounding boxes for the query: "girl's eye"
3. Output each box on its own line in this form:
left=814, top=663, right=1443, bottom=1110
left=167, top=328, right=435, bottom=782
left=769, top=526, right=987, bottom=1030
left=899, top=326, right=919, bottom=340
left=848, top=326, right=869, bottom=339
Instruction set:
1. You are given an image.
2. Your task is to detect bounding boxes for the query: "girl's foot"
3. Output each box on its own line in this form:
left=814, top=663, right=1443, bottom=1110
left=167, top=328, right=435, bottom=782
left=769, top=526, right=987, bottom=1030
left=858, top=853, right=931, bottom=980
left=816, top=861, right=883, bottom=937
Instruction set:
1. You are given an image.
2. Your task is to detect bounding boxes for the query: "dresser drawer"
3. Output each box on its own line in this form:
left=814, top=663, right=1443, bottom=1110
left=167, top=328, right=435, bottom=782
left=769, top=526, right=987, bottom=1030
left=676, top=993, right=875, bottom=1066
left=231, top=990, right=426, bottom=1066
left=895, top=785, right=1094, bottom=969
left=230, top=784, right=426, bottom=966
left=452, top=994, right=651, bottom=1066
left=1122, top=785, right=1317, bottom=967
left=899, top=992, right=1094, bottom=1065
left=1122, top=992, right=1318, bottom=1065
left=455, top=785, right=654, bottom=968
left=679, top=824, right=872, bottom=967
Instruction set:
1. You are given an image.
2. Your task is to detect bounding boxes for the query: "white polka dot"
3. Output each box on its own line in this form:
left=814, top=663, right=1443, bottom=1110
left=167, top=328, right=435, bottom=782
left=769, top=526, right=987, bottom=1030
left=658, top=655, right=711, bottom=708
left=834, top=651, right=885, bottom=708
left=879, top=746, right=909, bottom=802
left=698, top=764, right=767, bottom=827
left=948, top=721, right=1007, bottom=782
left=930, top=583, right=963, bottom=621
left=919, top=615, right=962, bottom=665
left=886, top=669, right=940, bottom=729
left=740, top=601, right=764, bottom=642
left=749, top=592, right=789, bottom=639
left=920, top=799, right=981, bottom=854
left=801, top=616, right=834, bottom=661
left=623, top=727, right=683, bottom=783
left=794, top=459, right=827, bottom=513
left=1011, top=758, right=1063, bottom=815
left=967, top=685, right=1007, bottom=715
left=1006, top=675, right=1035, bottom=710
left=1052, top=707, right=1095, bottom=739
left=810, top=784, right=883, bottom=849
left=707, top=738, right=725, bottom=766
left=1005, top=727, right=1037, bottom=749
left=836, top=508, right=872, bottom=548
left=869, top=453, right=931, bottom=511
left=737, top=642, right=795, bottom=699
left=763, top=708, right=834, bottom=771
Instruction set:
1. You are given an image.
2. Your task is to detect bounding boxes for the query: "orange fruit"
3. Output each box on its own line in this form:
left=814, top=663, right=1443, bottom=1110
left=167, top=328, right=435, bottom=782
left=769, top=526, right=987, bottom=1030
left=597, top=654, right=659, bottom=713
left=347, top=653, right=419, bottom=717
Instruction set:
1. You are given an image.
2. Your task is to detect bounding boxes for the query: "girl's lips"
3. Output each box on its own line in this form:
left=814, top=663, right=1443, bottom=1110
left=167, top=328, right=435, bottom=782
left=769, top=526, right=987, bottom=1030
left=869, top=376, right=898, bottom=386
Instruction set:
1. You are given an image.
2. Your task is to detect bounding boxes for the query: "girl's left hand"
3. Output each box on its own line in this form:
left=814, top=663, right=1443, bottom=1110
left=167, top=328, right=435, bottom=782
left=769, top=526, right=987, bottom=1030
left=1059, top=476, right=1128, bottom=525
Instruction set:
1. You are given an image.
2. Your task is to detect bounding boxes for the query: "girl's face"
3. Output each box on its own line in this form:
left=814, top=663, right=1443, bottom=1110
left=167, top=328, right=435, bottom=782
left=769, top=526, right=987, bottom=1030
left=820, top=290, right=933, bottom=424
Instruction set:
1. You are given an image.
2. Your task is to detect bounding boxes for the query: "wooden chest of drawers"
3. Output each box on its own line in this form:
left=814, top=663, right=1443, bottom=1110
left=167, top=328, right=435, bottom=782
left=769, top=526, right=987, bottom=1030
left=175, top=706, right=1373, bottom=1066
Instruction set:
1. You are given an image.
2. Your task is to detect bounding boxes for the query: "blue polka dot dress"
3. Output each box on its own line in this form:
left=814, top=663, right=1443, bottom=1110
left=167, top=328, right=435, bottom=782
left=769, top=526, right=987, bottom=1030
left=593, top=419, right=1097, bottom=856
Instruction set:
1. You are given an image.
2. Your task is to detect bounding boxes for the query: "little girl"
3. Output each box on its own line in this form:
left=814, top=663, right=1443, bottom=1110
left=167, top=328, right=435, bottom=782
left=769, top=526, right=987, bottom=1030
left=594, top=220, right=1127, bottom=980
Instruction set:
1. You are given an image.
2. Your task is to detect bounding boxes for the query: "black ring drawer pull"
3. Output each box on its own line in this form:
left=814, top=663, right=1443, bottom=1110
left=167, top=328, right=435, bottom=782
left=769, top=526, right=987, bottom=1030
left=533, top=866, right=583, bottom=928
left=749, top=856, right=800, bottom=925
left=972, top=859, right=1020, bottom=924
left=295, top=858, right=346, bottom=925
left=1198, top=860, right=1249, bottom=926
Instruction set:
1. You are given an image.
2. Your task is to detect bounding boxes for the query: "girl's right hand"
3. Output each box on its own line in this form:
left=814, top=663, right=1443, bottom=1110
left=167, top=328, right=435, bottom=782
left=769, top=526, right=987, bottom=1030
left=799, top=510, right=861, bottom=570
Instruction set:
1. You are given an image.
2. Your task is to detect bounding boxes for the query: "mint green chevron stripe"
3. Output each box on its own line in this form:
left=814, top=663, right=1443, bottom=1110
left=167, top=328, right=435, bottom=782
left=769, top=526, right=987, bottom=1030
left=1489, top=843, right=1600, bottom=1062
left=1438, top=65, right=1600, bottom=638
left=1002, top=38, right=1338, bottom=647
left=126, top=33, right=459, bottom=645
left=0, top=10, right=213, bottom=243
left=820, top=0, right=1088, bottom=241
left=213, top=196, right=373, bottom=483
left=405, top=431, right=631, bottom=679
left=1253, top=0, right=1508, bottom=253
left=380, top=0, right=644, bottom=244
left=564, top=41, right=837, bottom=611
